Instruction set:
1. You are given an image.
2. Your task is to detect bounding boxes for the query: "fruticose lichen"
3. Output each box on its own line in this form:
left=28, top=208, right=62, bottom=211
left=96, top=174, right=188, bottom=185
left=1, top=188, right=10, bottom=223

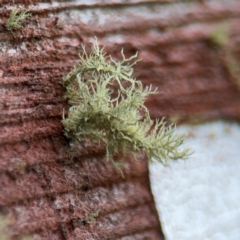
left=83, top=209, right=102, bottom=224
left=5, top=6, right=31, bottom=32
left=62, top=40, right=191, bottom=171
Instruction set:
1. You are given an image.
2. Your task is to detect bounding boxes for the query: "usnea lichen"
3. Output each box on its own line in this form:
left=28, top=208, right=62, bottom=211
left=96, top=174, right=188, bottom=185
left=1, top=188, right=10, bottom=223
left=62, top=41, right=191, bottom=171
left=5, top=6, right=31, bottom=32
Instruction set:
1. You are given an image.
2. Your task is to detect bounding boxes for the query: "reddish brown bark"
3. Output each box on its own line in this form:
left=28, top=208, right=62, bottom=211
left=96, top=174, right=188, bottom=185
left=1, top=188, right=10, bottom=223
left=1, top=0, right=240, bottom=239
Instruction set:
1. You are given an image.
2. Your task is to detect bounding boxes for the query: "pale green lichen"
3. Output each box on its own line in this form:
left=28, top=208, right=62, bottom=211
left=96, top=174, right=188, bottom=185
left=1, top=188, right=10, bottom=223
left=84, top=209, right=102, bottom=224
left=62, top=40, right=191, bottom=171
left=208, top=22, right=240, bottom=90
left=209, top=21, right=229, bottom=47
left=5, top=6, right=31, bottom=32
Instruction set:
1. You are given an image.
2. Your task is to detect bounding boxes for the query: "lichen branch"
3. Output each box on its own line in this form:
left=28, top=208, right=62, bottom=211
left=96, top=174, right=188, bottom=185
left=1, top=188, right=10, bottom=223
left=5, top=6, right=31, bottom=32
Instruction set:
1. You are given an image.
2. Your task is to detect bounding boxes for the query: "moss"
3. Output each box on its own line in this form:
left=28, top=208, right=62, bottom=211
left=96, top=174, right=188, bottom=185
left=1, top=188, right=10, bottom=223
left=5, top=6, right=31, bottom=32
left=62, top=40, right=191, bottom=173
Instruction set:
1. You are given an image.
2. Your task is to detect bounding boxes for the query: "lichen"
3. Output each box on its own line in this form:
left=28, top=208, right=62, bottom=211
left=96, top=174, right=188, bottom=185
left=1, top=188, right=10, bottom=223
left=83, top=209, right=102, bottom=224
left=62, top=40, right=191, bottom=172
left=208, top=21, right=229, bottom=48
left=208, top=22, right=240, bottom=90
left=5, top=6, right=31, bottom=32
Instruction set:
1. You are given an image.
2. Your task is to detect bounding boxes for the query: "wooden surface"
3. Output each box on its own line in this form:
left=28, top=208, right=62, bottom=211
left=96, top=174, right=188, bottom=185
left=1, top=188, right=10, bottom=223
left=1, top=0, right=240, bottom=239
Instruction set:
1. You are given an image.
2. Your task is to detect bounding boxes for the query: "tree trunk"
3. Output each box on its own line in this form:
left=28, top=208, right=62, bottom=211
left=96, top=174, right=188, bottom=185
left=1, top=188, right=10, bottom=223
left=1, top=0, right=240, bottom=239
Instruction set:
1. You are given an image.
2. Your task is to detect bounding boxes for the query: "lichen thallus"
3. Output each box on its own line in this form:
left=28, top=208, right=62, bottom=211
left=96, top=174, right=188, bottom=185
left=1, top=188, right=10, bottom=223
left=62, top=40, right=191, bottom=176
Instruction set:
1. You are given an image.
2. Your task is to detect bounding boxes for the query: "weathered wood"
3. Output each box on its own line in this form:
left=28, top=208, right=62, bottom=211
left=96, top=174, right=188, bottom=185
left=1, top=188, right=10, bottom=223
left=1, top=0, right=240, bottom=239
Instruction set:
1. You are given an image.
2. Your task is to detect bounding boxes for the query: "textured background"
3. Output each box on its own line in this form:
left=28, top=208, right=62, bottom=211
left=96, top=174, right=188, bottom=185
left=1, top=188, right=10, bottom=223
left=1, top=0, right=240, bottom=239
